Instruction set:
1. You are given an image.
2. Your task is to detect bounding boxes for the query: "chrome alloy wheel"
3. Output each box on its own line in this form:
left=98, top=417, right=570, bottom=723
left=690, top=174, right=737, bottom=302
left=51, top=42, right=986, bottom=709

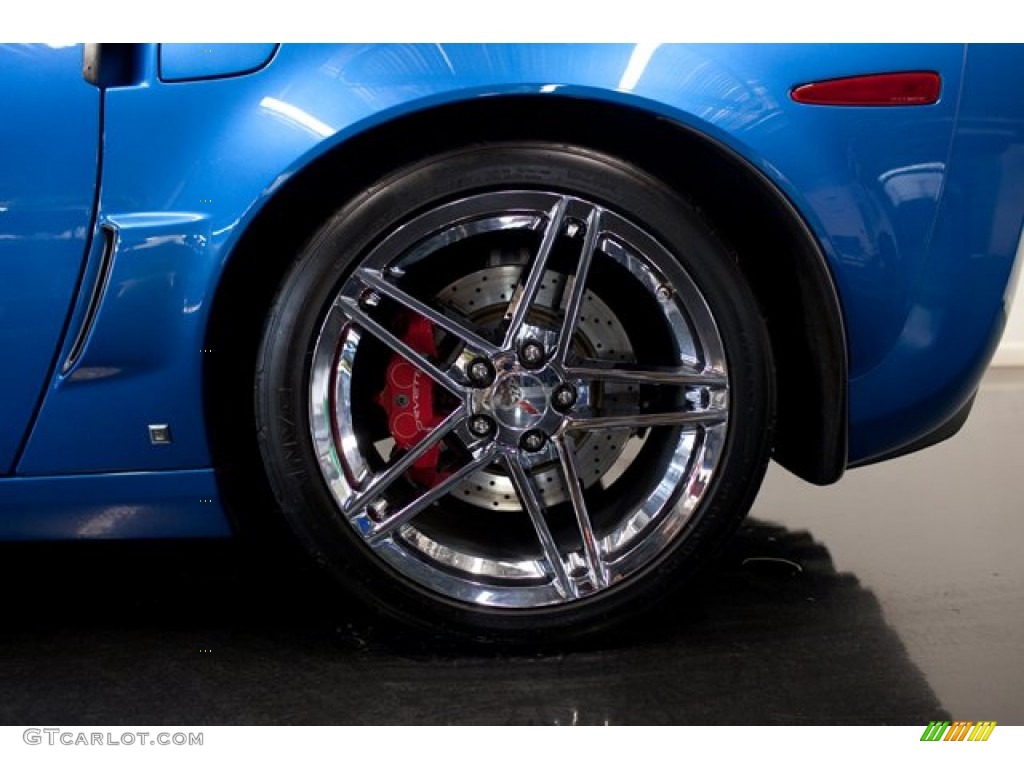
left=308, top=190, right=730, bottom=608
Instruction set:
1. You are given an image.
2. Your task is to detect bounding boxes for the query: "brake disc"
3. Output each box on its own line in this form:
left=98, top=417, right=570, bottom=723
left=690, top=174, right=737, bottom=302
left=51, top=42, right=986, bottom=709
left=438, top=263, right=637, bottom=510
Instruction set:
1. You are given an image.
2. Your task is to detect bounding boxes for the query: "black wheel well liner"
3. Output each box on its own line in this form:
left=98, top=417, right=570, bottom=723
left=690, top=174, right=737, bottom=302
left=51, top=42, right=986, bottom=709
left=205, top=94, right=847, bottom=514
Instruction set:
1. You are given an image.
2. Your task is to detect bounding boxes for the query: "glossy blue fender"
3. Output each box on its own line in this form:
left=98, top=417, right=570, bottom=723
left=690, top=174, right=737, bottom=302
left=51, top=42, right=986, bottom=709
left=2, top=43, right=1022, bottom=539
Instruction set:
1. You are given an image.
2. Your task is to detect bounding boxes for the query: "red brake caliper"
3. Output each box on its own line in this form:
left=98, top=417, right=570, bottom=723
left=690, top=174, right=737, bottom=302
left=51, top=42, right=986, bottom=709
left=375, top=313, right=449, bottom=487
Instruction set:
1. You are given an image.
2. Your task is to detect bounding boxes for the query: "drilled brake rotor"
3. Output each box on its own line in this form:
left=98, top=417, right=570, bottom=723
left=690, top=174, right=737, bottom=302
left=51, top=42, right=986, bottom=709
left=437, top=263, right=638, bottom=510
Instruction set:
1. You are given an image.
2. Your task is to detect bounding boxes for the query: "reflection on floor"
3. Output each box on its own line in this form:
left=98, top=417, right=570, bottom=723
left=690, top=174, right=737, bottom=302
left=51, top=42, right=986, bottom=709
left=0, top=369, right=1020, bottom=725
left=0, top=524, right=945, bottom=725
left=754, top=366, right=1024, bottom=724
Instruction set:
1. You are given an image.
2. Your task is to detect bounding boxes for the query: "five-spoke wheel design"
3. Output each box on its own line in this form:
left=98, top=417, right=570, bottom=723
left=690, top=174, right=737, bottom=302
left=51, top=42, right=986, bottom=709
left=257, top=144, right=772, bottom=639
left=309, top=190, right=729, bottom=607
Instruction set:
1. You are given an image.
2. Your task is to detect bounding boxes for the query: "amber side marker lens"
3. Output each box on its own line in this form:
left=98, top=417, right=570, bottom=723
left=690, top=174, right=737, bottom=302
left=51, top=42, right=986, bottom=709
left=791, top=71, right=941, bottom=106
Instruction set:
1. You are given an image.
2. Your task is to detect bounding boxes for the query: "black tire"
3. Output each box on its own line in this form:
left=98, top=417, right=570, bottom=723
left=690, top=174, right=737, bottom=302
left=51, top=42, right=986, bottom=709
left=255, top=143, right=774, bottom=644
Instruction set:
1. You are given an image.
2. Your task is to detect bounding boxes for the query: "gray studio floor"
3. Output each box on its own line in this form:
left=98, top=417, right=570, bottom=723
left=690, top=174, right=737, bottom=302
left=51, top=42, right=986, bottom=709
left=1, top=368, right=1021, bottom=725
left=753, top=365, right=1024, bottom=723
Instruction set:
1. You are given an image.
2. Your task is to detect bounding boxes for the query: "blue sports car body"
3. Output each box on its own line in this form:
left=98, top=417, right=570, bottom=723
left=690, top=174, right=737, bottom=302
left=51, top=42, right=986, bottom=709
left=1, top=43, right=1021, bottom=637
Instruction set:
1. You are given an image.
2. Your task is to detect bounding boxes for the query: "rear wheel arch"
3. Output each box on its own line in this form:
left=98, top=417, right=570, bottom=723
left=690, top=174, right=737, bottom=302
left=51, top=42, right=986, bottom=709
left=205, top=94, right=847, bottom=539
left=256, top=142, right=774, bottom=639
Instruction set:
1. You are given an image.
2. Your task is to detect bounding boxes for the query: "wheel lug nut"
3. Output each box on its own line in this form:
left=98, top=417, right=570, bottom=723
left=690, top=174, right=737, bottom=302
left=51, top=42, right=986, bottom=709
left=519, top=340, right=546, bottom=369
left=552, top=384, right=577, bottom=412
left=468, top=415, right=496, bottom=439
left=520, top=429, right=547, bottom=453
left=467, top=357, right=495, bottom=387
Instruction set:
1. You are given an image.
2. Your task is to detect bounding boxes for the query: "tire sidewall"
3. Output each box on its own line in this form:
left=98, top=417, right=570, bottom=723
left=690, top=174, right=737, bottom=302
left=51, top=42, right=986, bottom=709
left=256, top=143, right=775, bottom=643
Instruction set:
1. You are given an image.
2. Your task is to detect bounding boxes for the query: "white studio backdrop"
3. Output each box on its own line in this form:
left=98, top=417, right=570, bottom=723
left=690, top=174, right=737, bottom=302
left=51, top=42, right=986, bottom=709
left=995, top=253, right=1024, bottom=368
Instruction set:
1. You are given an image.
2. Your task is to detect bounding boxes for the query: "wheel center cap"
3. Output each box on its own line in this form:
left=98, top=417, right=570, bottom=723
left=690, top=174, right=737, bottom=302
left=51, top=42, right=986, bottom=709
left=486, top=372, right=548, bottom=430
